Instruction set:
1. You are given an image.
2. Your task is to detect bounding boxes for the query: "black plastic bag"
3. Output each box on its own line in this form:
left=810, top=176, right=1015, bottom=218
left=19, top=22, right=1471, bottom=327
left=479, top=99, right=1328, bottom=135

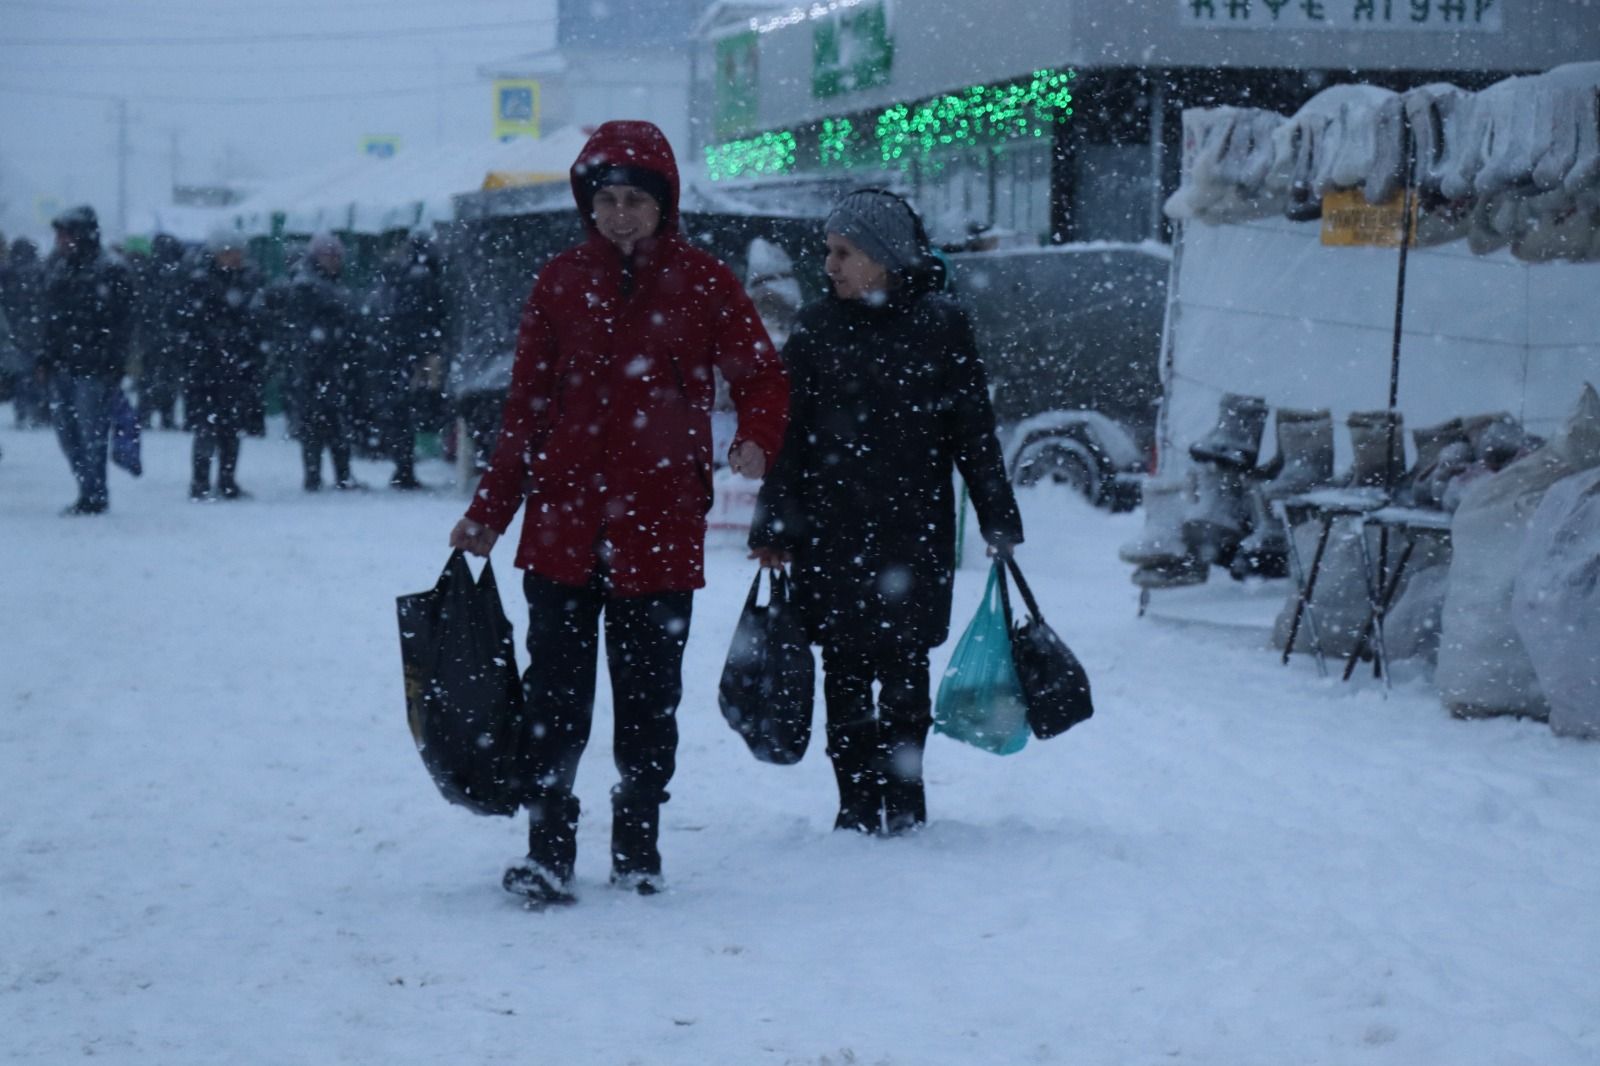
left=719, top=568, right=815, bottom=764
left=997, top=555, right=1094, bottom=739
left=396, top=551, right=530, bottom=816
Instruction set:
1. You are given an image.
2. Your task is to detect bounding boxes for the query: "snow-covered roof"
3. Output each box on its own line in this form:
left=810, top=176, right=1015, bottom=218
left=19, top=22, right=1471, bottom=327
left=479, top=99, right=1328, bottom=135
left=172, top=127, right=592, bottom=239
left=1166, top=62, right=1600, bottom=262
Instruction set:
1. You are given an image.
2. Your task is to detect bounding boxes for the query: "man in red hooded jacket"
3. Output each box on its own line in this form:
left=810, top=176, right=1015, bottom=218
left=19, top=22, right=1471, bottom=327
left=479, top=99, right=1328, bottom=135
left=449, top=120, right=789, bottom=904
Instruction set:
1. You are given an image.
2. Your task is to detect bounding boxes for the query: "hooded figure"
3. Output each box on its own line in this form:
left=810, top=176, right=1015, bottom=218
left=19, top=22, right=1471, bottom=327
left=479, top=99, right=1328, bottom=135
left=184, top=229, right=265, bottom=499
left=0, top=236, right=47, bottom=427
left=750, top=188, right=1023, bottom=836
left=40, top=205, right=136, bottom=514
left=370, top=232, right=447, bottom=489
left=448, top=120, right=790, bottom=904
left=135, top=233, right=194, bottom=430
left=260, top=232, right=364, bottom=490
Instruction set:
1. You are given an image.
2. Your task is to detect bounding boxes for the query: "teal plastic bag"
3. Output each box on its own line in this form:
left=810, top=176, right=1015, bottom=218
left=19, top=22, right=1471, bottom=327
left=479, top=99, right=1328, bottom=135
left=934, top=562, right=1030, bottom=756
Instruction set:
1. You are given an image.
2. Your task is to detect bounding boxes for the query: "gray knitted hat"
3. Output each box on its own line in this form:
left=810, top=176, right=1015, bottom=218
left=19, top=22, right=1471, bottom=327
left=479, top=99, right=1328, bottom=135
left=826, top=189, right=923, bottom=273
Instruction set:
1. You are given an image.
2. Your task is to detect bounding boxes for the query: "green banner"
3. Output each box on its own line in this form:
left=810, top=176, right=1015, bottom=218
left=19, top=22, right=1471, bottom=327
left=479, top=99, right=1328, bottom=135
left=714, top=31, right=760, bottom=139
left=813, top=1, right=893, bottom=99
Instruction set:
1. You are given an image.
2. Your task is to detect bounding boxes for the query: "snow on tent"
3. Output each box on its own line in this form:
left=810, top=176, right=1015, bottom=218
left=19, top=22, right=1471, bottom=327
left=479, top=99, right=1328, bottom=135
left=220, top=127, right=591, bottom=236
left=1137, top=62, right=1600, bottom=728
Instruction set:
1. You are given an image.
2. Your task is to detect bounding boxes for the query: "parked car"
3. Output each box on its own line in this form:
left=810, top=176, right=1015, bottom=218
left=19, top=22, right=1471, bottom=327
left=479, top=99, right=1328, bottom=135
left=947, top=242, right=1169, bottom=510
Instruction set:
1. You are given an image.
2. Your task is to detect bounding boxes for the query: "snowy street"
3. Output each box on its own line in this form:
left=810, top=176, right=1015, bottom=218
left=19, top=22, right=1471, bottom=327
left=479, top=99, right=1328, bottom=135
left=3, top=421, right=1598, bottom=1066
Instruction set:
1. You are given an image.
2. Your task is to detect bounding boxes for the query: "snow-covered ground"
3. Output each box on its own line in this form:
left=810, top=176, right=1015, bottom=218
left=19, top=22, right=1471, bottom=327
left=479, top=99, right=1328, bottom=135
left=4, top=421, right=1598, bottom=1066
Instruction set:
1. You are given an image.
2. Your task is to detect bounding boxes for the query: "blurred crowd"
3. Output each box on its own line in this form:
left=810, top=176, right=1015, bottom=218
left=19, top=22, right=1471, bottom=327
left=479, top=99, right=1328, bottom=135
left=0, top=204, right=448, bottom=512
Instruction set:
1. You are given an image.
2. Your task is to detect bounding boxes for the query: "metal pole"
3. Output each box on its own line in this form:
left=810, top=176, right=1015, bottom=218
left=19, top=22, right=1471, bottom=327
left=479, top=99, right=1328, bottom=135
left=115, top=96, right=130, bottom=239
left=1377, top=109, right=1419, bottom=610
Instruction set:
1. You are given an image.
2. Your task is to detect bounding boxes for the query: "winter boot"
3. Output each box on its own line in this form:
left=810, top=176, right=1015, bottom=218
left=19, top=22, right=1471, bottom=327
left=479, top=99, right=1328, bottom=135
left=191, top=438, right=213, bottom=500
left=610, top=785, right=667, bottom=883
left=1260, top=408, right=1335, bottom=501
left=879, top=721, right=929, bottom=836
left=216, top=436, right=247, bottom=499
left=827, top=720, right=883, bottom=834
left=1182, top=464, right=1251, bottom=566
left=523, top=792, right=580, bottom=889
left=1118, top=476, right=1196, bottom=567
left=609, top=870, right=664, bottom=896
left=1341, top=410, right=1407, bottom=491
left=502, top=859, right=577, bottom=906
left=1229, top=487, right=1290, bottom=580
left=1395, top=417, right=1467, bottom=505
left=1189, top=393, right=1270, bottom=471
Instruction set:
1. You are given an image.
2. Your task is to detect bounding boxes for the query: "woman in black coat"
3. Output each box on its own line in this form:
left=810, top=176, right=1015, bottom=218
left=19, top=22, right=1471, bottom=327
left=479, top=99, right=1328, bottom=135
left=750, top=189, right=1023, bottom=835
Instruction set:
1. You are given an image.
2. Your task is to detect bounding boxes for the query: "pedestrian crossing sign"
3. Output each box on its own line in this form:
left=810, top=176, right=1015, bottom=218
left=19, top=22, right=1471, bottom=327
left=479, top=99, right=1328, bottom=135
left=494, top=80, right=541, bottom=140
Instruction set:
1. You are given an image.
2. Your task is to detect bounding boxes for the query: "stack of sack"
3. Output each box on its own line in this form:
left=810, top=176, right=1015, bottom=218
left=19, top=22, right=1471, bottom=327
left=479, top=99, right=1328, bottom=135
left=1437, top=383, right=1600, bottom=734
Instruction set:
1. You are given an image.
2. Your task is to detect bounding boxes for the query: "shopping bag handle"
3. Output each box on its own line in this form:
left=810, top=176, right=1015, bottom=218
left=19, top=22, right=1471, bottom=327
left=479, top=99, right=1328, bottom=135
left=744, top=566, right=791, bottom=610
left=441, top=548, right=501, bottom=596
left=995, top=555, right=1046, bottom=626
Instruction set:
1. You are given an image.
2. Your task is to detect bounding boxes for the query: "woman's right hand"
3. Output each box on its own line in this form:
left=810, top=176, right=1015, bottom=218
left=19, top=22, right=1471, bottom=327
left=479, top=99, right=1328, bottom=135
left=450, top=517, right=499, bottom=557
left=748, top=547, right=791, bottom=569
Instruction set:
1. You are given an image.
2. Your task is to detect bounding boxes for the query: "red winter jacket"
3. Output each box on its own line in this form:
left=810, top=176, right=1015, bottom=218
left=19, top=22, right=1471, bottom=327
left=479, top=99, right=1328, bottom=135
left=466, top=121, right=790, bottom=596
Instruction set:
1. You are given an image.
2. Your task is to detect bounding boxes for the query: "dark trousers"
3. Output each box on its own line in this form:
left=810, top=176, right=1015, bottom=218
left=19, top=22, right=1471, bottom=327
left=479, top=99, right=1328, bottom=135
left=50, top=374, right=118, bottom=508
left=298, top=382, right=351, bottom=488
left=139, top=352, right=182, bottom=429
left=821, top=641, right=933, bottom=834
left=520, top=571, right=693, bottom=881
left=191, top=429, right=240, bottom=491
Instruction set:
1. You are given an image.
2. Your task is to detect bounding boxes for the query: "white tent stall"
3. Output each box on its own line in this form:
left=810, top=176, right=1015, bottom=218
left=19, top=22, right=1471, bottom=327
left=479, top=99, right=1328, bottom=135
left=1160, top=61, right=1600, bottom=474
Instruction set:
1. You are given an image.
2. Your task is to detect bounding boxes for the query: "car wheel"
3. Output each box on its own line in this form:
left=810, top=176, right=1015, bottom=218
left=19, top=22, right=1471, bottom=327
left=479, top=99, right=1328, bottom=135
left=1010, top=436, right=1103, bottom=506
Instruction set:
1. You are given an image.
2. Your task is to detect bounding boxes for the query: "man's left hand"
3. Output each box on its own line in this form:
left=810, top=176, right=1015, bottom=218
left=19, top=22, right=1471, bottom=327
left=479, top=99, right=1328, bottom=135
left=728, top=440, right=767, bottom=479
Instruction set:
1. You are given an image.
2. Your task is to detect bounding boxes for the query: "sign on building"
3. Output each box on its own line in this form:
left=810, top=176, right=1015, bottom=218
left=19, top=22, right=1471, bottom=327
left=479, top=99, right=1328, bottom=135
left=494, top=80, right=542, bottom=140
left=1320, top=187, right=1419, bottom=246
left=813, top=0, right=894, bottom=99
left=715, top=31, right=760, bottom=139
left=362, top=136, right=400, bottom=159
left=1179, top=0, right=1502, bottom=31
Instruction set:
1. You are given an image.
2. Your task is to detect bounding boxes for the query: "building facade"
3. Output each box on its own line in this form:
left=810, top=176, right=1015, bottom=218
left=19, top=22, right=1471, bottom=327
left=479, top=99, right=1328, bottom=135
left=693, top=0, right=1600, bottom=244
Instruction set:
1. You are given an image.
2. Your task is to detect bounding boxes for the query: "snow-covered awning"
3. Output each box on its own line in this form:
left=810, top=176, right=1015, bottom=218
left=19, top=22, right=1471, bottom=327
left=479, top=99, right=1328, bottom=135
left=208, top=127, right=592, bottom=238
left=1166, top=62, right=1600, bottom=262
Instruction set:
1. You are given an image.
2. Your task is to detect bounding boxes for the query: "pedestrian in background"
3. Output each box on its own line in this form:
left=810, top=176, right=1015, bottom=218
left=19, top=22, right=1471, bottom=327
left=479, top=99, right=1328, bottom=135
left=185, top=231, right=264, bottom=500
left=375, top=232, right=447, bottom=490
left=0, top=237, right=48, bottom=428
left=135, top=233, right=194, bottom=431
left=750, top=188, right=1023, bottom=836
left=38, top=206, right=136, bottom=515
left=270, top=233, right=364, bottom=492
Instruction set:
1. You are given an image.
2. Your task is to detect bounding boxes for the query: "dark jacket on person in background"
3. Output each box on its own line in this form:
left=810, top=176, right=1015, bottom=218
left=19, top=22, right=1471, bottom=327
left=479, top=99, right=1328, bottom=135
left=465, top=119, right=790, bottom=596
left=137, top=235, right=198, bottom=373
left=0, top=238, right=45, bottom=362
left=185, top=255, right=265, bottom=435
left=268, top=258, right=359, bottom=405
left=39, top=209, right=136, bottom=380
left=750, top=274, right=1024, bottom=649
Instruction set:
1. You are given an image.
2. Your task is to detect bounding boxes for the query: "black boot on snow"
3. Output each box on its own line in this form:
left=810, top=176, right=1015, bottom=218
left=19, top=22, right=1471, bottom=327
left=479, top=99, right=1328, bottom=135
left=828, top=721, right=884, bottom=834
left=609, top=870, right=664, bottom=896
left=502, top=859, right=576, bottom=906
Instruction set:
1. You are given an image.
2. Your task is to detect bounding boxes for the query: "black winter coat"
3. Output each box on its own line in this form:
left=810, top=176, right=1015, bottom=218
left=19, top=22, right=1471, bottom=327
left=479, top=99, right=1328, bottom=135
left=0, top=254, right=44, bottom=360
left=264, top=265, right=359, bottom=404
left=185, top=261, right=264, bottom=434
left=137, top=237, right=198, bottom=368
left=750, top=284, right=1023, bottom=649
left=39, top=246, right=136, bottom=379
